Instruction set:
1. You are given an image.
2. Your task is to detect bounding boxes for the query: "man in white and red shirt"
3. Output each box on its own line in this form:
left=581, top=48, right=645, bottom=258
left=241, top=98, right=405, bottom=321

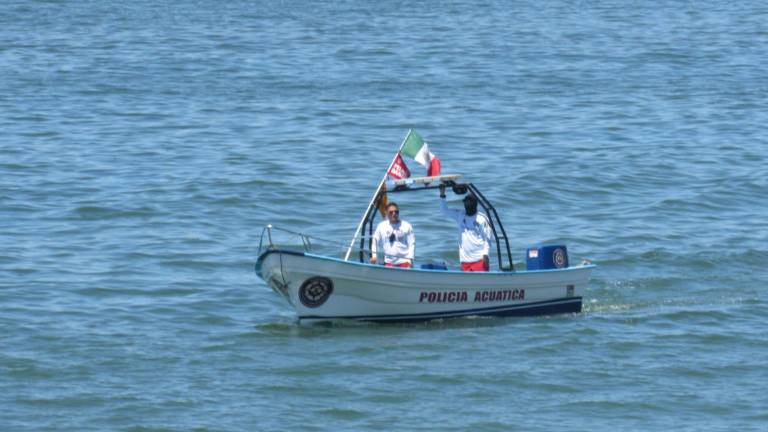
left=439, top=185, right=492, bottom=271
left=370, top=202, right=415, bottom=268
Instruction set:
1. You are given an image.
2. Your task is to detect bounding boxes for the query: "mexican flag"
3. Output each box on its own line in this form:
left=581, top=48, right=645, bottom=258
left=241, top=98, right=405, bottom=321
left=400, top=130, right=441, bottom=177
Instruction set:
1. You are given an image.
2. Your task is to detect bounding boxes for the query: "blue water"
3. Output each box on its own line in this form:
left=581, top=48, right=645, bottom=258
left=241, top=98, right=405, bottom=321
left=2, top=1, right=767, bottom=430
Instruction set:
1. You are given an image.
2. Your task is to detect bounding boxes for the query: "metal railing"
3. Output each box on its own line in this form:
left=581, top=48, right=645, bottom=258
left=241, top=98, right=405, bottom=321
left=257, top=225, right=376, bottom=260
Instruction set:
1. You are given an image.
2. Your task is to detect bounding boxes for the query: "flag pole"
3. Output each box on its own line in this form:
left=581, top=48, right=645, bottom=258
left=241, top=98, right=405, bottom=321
left=343, top=129, right=413, bottom=261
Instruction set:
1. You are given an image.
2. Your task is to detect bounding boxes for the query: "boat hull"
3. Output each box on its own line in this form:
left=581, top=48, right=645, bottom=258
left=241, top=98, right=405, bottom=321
left=256, top=249, right=594, bottom=322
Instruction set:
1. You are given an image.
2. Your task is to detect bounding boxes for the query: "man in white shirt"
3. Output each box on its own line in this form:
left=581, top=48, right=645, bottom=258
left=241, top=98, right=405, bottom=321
left=439, top=185, right=492, bottom=271
left=370, top=202, right=415, bottom=268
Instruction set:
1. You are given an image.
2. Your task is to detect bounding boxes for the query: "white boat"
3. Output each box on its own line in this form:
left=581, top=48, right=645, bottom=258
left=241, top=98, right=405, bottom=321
left=255, top=174, right=595, bottom=323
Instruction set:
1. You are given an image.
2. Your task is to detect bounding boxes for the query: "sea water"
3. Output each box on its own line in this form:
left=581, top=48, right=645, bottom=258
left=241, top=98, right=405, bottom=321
left=1, top=1, right=766, bottom=430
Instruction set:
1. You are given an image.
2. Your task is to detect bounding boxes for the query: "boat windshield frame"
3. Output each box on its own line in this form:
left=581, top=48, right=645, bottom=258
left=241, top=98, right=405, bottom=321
left=359, top=179, right=515, bottom=271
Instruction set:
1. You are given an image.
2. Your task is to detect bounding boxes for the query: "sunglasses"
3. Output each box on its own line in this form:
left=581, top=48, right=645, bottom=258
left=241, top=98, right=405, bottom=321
left=388, top=210, right=399, bottom=214
left=389, top=233, right=396, bottom=243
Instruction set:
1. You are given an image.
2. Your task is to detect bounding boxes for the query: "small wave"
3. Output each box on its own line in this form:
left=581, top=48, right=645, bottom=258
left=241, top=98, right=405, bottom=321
left=5, top=267, right=38, bottom=275
left=158, top=259, right=224, bottom=270
left=14, top=388, right=115, bottom=409
left=317, top=407, right=366, bottom=420
left=72, top=205, right=158, bottom=220
left=3, top=360, right=57, bottom=380
left=74, top=286, right=202, bottom=297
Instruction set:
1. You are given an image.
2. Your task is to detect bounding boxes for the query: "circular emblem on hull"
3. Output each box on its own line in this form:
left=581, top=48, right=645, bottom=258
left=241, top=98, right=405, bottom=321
left=553, top=248, right=567, bottom=268
left=299, top=277, right=333, bottom=308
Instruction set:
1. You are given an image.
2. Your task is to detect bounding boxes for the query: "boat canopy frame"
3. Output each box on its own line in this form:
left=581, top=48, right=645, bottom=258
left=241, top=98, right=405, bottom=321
left=358, top=179, right=515, bottom=271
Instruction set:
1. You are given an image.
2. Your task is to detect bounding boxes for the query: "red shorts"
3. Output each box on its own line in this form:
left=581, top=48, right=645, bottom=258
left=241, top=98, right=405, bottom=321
left=461, top=259, right=489, bottom=272
left=385, top=262, right=412, bottom=268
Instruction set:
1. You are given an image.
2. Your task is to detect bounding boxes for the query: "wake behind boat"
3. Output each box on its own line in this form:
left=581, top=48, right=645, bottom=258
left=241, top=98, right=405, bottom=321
left=255, top=131, right=595, bottom=323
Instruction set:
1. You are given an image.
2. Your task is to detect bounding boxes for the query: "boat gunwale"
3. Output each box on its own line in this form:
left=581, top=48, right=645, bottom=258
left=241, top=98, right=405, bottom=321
left=255, top=248, right=596, bottom=276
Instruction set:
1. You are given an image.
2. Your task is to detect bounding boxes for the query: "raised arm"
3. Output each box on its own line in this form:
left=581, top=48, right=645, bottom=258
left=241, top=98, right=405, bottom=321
left=439, top=184, right=461, bottom=222
left=439, top=197, right=462, bottom=222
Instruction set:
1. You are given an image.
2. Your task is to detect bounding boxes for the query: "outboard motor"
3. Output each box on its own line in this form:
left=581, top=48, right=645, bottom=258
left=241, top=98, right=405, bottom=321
left=526, top=245, right=569, bottom=270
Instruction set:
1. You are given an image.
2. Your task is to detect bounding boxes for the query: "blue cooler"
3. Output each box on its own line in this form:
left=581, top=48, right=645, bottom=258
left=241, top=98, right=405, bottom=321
left=421, top=261, right=448, bottom=270
left=526, top=245, right=569, bottom=270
